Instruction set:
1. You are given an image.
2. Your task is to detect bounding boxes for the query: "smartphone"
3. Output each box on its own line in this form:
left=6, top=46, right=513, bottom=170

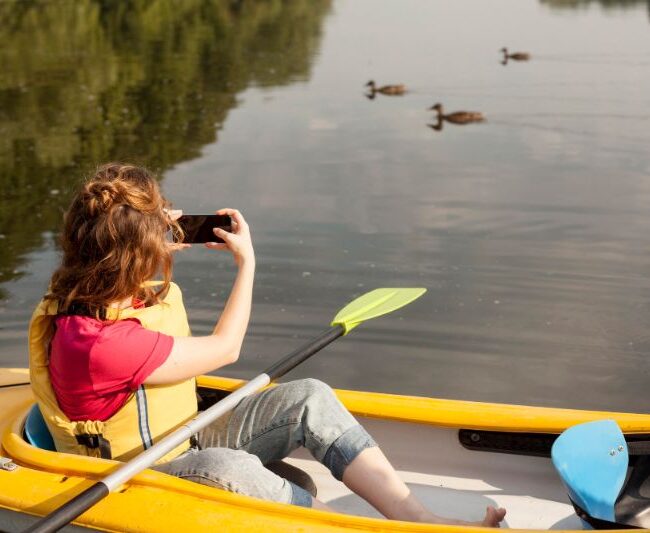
left=176, top=214, right=232, bottom=243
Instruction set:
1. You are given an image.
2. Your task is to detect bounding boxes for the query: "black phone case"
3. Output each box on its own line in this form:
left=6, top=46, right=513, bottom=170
left=177, top=215, right=232, bottom=243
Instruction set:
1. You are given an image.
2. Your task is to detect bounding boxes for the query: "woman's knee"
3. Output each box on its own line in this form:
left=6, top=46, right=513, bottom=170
left=290, top=378, right=336, bottom=405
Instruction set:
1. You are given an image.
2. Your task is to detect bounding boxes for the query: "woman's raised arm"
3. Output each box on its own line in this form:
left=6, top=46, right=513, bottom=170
left=145, top=209, right=255, bottom=384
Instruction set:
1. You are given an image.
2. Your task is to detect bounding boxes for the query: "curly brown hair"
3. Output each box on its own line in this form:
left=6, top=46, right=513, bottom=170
left=47, top=163, right=182, bottom=317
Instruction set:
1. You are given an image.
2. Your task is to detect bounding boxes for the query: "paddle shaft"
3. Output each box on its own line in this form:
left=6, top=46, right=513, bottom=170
left=265, top=326, right=343, bottom=380
left=24, top=325, right=344, bottom=533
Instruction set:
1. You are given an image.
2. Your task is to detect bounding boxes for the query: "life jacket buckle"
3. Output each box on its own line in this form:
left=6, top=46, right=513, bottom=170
left=75, top=433, right=112, bottom=459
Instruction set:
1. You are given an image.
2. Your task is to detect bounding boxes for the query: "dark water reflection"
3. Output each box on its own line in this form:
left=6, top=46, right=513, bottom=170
left=0, top=0, right=329, bottom=292
left=2, top=0, right=650, bottom=412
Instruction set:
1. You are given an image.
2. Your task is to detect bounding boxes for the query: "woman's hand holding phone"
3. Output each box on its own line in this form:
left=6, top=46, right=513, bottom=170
left=149, top=208, right=255, bottom=384
left=206, top=208, right=255, bottom=269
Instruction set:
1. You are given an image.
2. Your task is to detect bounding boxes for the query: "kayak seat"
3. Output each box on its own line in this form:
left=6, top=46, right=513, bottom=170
left=23, top=403, right=56, bottom=451
left=552, top=419, right=650, bottom=529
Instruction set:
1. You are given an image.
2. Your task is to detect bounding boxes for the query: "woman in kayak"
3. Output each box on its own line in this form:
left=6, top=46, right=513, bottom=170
left=33, top=163, right=505, bottom=527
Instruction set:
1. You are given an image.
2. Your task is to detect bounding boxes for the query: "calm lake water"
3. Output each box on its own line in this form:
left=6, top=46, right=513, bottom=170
left=2, top=0, right=650, bottom=411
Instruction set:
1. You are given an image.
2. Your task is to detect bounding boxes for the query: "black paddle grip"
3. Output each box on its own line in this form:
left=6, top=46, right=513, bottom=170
left=264, top=326, right=344, bottom=381
left=24, top=482, right=109, bottom=533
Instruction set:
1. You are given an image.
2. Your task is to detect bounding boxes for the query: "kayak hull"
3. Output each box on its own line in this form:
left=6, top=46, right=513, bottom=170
left=2, top=368, right=650, bottom=532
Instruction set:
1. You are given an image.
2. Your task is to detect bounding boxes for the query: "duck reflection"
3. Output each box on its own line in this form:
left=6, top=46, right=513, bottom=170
left=364, top=80, right=407, bottom=99
left=500, top=47, right=531, bottom=65
left=427, top=103, right=485, bottom=131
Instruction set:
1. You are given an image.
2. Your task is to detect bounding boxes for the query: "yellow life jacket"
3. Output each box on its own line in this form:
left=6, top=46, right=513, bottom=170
left=28, top=282, right=197, bottom=463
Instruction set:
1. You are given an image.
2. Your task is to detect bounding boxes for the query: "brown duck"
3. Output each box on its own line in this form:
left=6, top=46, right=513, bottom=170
left=500, top=47, right=530, bottom=62
left=365, top=80, right=406, bottom=96
left=428, top=103, right=485, bottom=125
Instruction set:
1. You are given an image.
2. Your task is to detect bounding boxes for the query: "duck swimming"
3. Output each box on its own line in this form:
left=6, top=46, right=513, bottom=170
left=365, top=80, right=406, bottom=96
left=428, top=103, right=485, bottom=125
left=500, top=47, right=530, bottom=62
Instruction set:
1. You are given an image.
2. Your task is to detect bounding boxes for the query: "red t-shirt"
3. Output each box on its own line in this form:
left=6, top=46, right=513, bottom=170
left=49, top=315, right=174, bottom=421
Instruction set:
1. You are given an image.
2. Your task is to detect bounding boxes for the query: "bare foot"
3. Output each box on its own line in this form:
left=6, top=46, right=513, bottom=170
left=480, top=506, right=507, bottom=528
left=420, top=506, right=506, bottom=527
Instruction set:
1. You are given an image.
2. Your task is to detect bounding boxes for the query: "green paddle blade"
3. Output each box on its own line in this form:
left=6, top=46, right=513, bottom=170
left=331, top=288, right=426, bottom=334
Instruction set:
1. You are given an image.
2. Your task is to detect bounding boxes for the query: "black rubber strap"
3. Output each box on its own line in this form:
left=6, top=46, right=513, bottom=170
left=98, top=435, right=111, bottom=459
left=570, top=499, right=641, bottom=530
left=75, top=434, right=112, bottom=459
left=189, top=434, right=201, bottom=450
left=64, top=302, right=107, bottom=320
left=628, top=441, right=650, bottom=456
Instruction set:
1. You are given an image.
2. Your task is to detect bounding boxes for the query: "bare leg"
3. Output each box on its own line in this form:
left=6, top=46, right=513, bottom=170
left=342, top=447, right=506, bottom=527
left=311, top=499, right=334, bottom=512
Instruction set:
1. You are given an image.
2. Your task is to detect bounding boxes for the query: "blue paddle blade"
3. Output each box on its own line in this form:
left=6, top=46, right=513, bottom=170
left=552, top=420, right=628, bottom=523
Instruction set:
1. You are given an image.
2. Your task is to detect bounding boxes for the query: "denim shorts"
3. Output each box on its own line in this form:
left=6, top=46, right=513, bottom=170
left=152, top=378, right=377, bottom=507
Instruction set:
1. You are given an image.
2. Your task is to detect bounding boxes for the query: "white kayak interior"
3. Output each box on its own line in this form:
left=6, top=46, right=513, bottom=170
left=285, top=416, right=583, bottom=530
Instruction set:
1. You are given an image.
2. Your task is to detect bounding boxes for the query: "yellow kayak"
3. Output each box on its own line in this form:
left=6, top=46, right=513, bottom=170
left=2, top=367, right=650, bottom=532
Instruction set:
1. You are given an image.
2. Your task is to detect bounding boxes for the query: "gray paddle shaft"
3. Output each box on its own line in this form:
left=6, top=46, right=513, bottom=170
left=103, top=373, right=270, bottom=491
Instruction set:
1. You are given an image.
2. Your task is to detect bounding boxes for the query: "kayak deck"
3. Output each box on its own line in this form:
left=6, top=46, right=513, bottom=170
left=286, top=416, right=582, bottom=530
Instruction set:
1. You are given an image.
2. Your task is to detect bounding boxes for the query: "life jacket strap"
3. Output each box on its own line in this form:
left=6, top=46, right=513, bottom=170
left=75, top=433, right=112, bottom=459
left=64, top=302, right=107, bottom=320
